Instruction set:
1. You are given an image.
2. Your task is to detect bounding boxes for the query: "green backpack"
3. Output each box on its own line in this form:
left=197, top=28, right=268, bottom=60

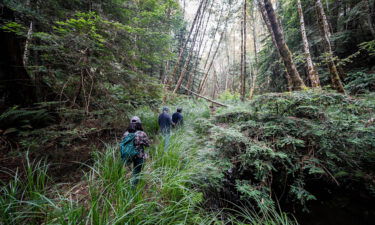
left=120, top=133, right=139, bottom=164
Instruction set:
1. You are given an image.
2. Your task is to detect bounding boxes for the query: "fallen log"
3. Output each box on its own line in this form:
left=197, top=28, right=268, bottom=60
left=181, top=86, right=228, bottom=107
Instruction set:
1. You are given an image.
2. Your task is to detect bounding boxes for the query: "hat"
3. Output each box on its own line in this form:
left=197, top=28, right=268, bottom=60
left=162, top=106, right=169, bottom=112
left=130, top=116, right=141, bottom=123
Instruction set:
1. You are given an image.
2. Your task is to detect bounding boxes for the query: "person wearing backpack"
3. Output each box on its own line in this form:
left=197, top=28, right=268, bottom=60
left=120, top=116, right=150, bottom=187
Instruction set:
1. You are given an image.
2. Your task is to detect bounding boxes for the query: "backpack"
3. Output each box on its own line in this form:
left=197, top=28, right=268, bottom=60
left=120, top=132, right=139, bottom=164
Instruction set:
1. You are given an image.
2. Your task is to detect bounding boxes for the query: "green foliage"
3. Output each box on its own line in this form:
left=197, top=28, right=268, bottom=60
left=345, top=70, right=375, bottom=95
left=0, top=102, right=212, bottom=225
left=0, top=154, right=50, bottom=224
left=0, top=21, right=26, bottom=35
left=359, top=40, right=375, bottom=56
left=198, top=91, right=375, bottom=212
left=218, top=90, right=241, bottom=102
left=257, top=0, right=375, bottom=92
left=0, top=106, right=54, bottom=135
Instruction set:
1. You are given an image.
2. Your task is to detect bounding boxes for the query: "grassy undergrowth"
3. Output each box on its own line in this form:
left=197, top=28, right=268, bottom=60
left=1, top=98, right=297, bottom=225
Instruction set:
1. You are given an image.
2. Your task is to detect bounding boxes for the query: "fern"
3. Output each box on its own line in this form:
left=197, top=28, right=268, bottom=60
left=0, top=107, right=53, bottom=135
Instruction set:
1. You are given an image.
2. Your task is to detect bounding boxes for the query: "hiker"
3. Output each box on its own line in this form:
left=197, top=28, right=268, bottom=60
left=158, top=107, right=173, bottom=150
left=158, top=107, right=173, bottom=135
left=120, top=116, right=150, bottom=187
left=172, top=107, right=184, bottom=127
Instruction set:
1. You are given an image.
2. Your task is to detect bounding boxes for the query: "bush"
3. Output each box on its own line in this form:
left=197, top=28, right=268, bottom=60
left=345, top=70, right=375, bottom=95
left=199, top=91, right=375, bottom=212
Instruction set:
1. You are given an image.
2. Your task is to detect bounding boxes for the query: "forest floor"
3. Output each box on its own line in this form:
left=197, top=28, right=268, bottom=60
left=1, top=91, right=374, bottom=225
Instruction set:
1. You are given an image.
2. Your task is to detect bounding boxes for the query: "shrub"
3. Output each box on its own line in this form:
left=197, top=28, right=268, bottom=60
left=199, top=91, right=375, bottom=213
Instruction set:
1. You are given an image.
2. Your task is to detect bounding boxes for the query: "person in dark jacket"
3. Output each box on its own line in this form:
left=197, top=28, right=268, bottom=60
left=158, top=107, right=173, bottom=135
left=172, top=108, right=183, bottom=127
left=158, top=107, right=173, bottom=151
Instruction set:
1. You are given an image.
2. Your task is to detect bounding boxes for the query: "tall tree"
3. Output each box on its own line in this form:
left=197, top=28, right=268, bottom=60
left=173, top=0, right=209, bottom=93
left=198, top=22, right=228, bottom=94
left=259, top=0, right=306, bottom=91
left=315, top=0, right=345, bottom=93
left=187, top=0, right=214, bottom=91
left=166, top=0, right=205, bottom=87
left=297, top=0, right=321, bottom=88
left=0, top=5, right=36, bottom=108
left=240, top=0, right=247, bottom=101
left=249, top=0, right=258, bottom=99
left=365, top=0, right=375, bottom=38
left=257, top=0, right=293, bottom=91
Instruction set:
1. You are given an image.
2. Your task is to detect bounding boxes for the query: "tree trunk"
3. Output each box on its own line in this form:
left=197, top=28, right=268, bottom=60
left=240, top=19, right=244, bottom=101
left=249, top=0, right=258, bottom=99
left=203, top=5, right=224, bottom=70
left=240, top=0, right=247, bottom=101
left=187, top=0, right=214, bottom=91
left=181, top=86, right=228, bottom=107
left=315, top=0, right=346, bottom=93
left=297, top=0, right=321, bottom=88
left=365, top=0, right=375, bottom=38
left=261, top=0, right=306, bottom=91
left=166, top=0, right=205, bottom=88
left=257, top=0, right=293, bottom=91
left=198, top=21, right=228, bottom=94
left=243, top=0, right=247, bottom=100
left=0, top=6, right=36, bottom=109
left=173, top=0, right=209, bottom=93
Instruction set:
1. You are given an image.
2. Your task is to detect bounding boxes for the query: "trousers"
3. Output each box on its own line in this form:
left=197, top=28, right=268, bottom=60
left=130, top=156, right=144, bottom=187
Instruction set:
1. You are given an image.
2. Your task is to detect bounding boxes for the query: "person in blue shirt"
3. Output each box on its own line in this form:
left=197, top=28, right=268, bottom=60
left=158, top=107, right=173, bottom=151
left=172, top=108, right=183, bottom=127
left=158, top=107, right=173, bottom=135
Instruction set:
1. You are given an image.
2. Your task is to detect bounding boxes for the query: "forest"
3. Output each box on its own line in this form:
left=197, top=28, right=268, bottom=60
left=0, top=0, right=374, bottom=224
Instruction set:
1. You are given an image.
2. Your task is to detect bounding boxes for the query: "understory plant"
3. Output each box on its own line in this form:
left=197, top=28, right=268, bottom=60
left=196, top=90, right=375, bottom=213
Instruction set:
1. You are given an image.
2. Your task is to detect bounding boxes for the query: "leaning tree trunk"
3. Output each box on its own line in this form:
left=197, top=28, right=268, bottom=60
left=297, top=0, right=321, bottom=88
left=315, top=0, right=345, bottom=93
left=203, top=5, right=224, bottom=70
left=173, top=0, right=209, bottom=94
left=198, top=15, right=229, bottom=94
left=198, top=24, right=227, bottom=94
left=166, top=0, right=205, bottom=88
left=187, top=0, right=214, bottom=91
left=257, top=0, right=293, bottom=91
left=261, top=0, right=306, bottom=91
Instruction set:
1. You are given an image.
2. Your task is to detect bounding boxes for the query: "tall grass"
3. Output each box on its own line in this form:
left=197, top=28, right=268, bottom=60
left=0, top=99, right=297, bottom=225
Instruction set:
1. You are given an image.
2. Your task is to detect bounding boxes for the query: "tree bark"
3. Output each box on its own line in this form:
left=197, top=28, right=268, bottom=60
left=187, top=0, right=214, bottom=91
left=249, top=0, right=258, bottom=99
left=257, top=0, right=293, bottom=91
left=261, top=0, right=306, bottom=91
left=203, top=5, right=224, bottom=70
left=173, top=0, right=209, bottom=93
left=365, top=0, right=375, bottom=38
left=198, top=21, right=228, bottom=94
left=166, top=0, right=205, bottom=88
left=297, top=0, right=321, bottom=88
left=240, top=19, right=244, bottom=101
left=241, top=0, right=247, bottom=101
left=181, top=86, right=228, bottom=107
left=315, top=0, right=346, bottom=93
left=0, top=6, right=36, bottom=109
